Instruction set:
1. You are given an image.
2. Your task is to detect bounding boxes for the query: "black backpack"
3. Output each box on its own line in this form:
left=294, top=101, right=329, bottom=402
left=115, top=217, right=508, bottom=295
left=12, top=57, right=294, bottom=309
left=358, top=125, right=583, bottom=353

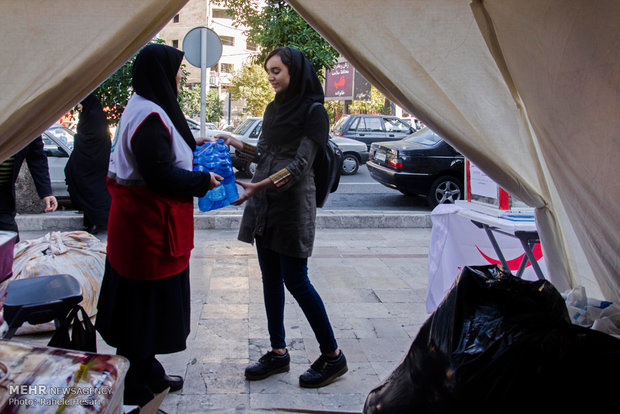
left=308, top=103, right=343, bottom=208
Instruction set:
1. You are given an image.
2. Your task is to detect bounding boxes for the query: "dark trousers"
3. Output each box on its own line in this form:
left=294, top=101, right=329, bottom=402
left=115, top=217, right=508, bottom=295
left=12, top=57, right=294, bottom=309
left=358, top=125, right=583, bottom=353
left=256, top=243, right=337, bottom=354
left=0, top=186, right=19, bottom=241
left=118, top=348, right=168, bottom=406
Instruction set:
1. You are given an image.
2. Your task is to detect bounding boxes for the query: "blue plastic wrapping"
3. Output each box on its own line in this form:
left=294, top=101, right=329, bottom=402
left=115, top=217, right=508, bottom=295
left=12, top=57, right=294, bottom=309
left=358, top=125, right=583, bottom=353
left=193, top=139, right=239, bottom=211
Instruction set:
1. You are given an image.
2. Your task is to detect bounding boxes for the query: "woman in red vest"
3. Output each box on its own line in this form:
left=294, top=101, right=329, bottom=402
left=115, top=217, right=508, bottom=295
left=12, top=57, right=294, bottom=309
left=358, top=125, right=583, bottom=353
left=95, top=44, right=221, bottom=408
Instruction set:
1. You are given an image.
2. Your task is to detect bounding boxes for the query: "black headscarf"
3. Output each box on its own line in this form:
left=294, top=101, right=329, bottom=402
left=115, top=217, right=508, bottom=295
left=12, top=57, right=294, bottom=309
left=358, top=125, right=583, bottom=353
left=75, top=94, right=110, bottom=157
left=261, top=47, right=327, bottom=148
left=132, top=44, right=195, bottom=150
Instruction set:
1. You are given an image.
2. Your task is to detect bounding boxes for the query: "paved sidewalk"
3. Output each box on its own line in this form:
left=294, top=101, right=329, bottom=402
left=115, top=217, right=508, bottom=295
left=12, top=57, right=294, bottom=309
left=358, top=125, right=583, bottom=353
left=14, top=227, right=432, bottom=413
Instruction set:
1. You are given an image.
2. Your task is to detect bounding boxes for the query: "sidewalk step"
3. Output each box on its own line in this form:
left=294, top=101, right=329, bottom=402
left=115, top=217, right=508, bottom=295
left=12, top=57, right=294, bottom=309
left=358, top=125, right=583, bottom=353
left=16, top=210, right=431, bottom=231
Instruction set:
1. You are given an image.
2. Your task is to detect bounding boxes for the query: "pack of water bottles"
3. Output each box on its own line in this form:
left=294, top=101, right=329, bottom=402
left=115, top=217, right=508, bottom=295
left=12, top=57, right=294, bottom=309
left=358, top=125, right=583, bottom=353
left=193, top=139, right=239, bottom=211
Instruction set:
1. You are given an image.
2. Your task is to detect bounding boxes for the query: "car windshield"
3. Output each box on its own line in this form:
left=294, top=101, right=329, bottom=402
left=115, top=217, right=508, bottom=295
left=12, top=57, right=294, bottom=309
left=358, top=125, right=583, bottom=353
left=403, top=128, right=441, bottom=146
left=331, top=115, right=350, bottom=134
left=234, top=119, right=257, bottom=135
left=47, top=126, right=75, bottom=149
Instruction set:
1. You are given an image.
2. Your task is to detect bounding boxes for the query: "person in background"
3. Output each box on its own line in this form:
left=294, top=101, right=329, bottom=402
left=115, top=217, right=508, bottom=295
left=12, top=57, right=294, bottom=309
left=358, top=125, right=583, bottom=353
left=95, top=44, right=222, bottom=409
left=64, top=93, right=111, bottom=234
left=219, top=46, right=348, bottom=388
left=0, top=137, right=58, bottom=241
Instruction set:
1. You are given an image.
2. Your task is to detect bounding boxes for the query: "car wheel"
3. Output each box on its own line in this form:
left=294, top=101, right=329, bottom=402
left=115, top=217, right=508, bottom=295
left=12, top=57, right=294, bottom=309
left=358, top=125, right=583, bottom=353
left=427, top=175, right=463, bottom=207
left=341, top=153, right=360, bottom=175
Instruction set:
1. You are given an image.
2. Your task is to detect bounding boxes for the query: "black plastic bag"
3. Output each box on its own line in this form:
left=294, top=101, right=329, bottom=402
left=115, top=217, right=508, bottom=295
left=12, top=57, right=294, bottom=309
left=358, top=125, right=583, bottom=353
left=48, top=304, right=97, bottom=353
left=364, top=265, right=620, bottom=413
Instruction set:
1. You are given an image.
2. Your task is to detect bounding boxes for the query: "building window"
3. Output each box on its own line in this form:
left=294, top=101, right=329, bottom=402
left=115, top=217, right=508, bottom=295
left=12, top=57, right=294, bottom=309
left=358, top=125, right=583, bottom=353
left=173, top=14, right=180, bottom=23
left=212, top=9, right=231, bottom=19
left=221, top=36, right=234, bottom=47
left=220, top=63, right=234, bottom=73
left=246, top=42, right=257, bottom=52
left=172, top=39, right=179, bottom=48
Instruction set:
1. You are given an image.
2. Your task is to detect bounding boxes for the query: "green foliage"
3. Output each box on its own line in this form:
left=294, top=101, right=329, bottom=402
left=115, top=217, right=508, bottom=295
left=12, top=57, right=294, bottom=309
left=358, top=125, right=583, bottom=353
left=93, top=58, right=134, bottom=126
left=179, top=82, right=224, bottom=122
left=213, top=0, right=339, bottom=78
left=89, top=39, right=215, bottom=126
left=230, top=63, right=274, bottom=116
left=349, top=86, right=391, bottom=115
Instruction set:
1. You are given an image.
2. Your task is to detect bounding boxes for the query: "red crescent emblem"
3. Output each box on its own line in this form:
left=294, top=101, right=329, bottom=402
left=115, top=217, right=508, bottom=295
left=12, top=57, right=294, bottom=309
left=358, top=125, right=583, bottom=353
left=475, top=243, right=543, bottom=271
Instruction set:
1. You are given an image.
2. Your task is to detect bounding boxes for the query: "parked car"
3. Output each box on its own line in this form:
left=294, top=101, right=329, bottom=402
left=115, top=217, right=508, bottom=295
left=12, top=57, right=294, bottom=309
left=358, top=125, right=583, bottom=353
left=332, top=135, right=368, bottom=175
left=228, top=117, right=263, bottom=176
left=41, top=124, right=75, bottom=198
left=187, top=117, right=227, bottom=139
left=229, top=117, right=368, bottom=176
left=367, top=127, right=464, bottom=207
left=331, top=114, right=415, bottom=149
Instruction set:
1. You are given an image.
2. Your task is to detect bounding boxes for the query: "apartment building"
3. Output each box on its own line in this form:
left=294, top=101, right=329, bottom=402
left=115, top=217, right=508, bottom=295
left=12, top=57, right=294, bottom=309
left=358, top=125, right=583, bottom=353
left=158, top=0, right=260, bottom=126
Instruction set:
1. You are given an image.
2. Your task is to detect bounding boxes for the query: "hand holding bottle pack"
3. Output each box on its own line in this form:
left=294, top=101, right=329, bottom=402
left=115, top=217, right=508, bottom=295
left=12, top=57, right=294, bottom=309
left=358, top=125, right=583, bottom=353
left=193, top=139, right=239, bottom=211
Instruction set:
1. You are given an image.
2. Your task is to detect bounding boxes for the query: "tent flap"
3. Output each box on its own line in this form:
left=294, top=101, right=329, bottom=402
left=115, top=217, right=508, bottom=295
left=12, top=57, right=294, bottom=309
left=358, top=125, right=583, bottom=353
left=0, top=0, right=189, bottom=161
left=289, top=0, right=620, bottom=302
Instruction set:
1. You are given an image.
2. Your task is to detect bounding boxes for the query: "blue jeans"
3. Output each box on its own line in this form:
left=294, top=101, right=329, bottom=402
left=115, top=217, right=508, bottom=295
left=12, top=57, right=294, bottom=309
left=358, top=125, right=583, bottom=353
left=256, top=243, right=337, bottom=354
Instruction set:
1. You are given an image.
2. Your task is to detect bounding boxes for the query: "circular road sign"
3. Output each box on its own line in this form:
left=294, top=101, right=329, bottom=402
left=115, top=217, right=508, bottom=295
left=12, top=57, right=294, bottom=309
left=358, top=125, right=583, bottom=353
left=182, top=27, right=222, bottom=68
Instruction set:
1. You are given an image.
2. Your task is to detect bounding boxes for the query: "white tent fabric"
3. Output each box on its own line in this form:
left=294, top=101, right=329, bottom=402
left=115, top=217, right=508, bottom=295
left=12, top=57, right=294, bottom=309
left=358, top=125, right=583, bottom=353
left=0, top=0, right=188, bottom=162
left=0, top=0, right=617, bottom=303
left=289, top=0, right=620, bottom=302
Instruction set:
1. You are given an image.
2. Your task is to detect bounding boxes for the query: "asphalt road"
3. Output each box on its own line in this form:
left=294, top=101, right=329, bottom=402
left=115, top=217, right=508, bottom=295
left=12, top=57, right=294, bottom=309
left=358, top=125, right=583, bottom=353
left=238, top=164, right=432, bottom=212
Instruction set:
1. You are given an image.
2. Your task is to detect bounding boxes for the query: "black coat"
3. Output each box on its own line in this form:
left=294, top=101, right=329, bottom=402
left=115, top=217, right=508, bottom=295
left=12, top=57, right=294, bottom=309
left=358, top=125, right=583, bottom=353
left=0, top=137, right=52, bottom=213
left=64, top=95, right=111, bottom=227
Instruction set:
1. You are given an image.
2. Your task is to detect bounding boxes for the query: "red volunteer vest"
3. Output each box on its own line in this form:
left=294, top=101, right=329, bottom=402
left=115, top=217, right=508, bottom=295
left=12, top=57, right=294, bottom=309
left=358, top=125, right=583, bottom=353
left=106, top=94, right=194, bottom=280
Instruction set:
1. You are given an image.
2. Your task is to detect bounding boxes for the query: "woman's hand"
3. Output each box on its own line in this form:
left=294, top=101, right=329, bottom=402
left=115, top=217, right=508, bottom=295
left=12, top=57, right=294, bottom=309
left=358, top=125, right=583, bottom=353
left=231, top=180, right=256, bottom=205
left=215, top=133, right=243, bottom=151
left=43, top=195, right=58, bottom=212
left=209, top=172, right=224, bottom=190
left=195, top=136, right=215, bottom=145
left=232, top=178, right=273, bottom=205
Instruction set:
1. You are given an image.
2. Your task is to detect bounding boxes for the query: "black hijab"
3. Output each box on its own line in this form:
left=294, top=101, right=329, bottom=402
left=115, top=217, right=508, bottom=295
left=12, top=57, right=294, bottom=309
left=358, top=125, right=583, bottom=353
left=261, top=47, right=327, bottom=148
left=68, top=93, right=110, bottom=166
left=77, top=93, right=110, bottom=144
left=132, top=44, right=195, bottom=150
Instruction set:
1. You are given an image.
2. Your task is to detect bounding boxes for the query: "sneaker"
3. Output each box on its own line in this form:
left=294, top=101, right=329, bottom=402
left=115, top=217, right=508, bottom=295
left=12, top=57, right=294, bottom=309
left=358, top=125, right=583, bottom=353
left=299, top=351, right=348, bottom=388
left=245, top=350, right=290, bottom=380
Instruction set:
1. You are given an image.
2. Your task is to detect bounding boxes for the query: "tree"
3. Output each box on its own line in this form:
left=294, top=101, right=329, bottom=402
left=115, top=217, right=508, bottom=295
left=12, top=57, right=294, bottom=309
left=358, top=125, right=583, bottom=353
left=213, top=0, right=339, bottom=78
left=88, top=39, right=216, bottom=126
left=179, top=84, right=224, bottom=122
left=349, top=86, right=391, bottom=115
left=229, top=63, right=274, bottom=116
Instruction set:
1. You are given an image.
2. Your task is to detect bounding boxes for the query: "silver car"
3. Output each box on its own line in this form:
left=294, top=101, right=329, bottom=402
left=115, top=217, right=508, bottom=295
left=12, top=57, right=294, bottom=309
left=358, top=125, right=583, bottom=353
left=41, top=124, right=74, bottom=198
left=230, top=117, right=369, bottom=176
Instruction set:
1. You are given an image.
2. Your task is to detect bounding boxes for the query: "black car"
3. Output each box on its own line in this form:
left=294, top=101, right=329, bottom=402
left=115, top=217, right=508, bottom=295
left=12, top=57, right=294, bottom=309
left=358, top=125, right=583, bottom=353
left=331, top=114, right=415, bottom=149
left=367, top=127, right=464, bottom=207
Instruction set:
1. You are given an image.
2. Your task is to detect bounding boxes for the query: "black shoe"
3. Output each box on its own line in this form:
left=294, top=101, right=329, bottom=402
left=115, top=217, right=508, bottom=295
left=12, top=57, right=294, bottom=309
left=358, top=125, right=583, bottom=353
left=149, top=374, right=184, bottom=393
left=299, top=351, right=348, bottom=388
left=162, top=374, right=184, bottom=392
left=245, top=350, right=290, bottom=380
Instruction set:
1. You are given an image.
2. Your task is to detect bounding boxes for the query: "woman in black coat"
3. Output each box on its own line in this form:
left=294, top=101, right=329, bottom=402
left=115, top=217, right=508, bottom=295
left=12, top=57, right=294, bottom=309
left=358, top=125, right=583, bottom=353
left=220, top=47, right=347, bottom=388
left=64, top=93, right=111, bottom=234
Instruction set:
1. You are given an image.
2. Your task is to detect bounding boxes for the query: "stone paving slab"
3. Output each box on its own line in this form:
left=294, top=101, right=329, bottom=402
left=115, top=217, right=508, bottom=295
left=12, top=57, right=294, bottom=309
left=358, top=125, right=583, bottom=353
left=11, top=227, right=433, bottom=413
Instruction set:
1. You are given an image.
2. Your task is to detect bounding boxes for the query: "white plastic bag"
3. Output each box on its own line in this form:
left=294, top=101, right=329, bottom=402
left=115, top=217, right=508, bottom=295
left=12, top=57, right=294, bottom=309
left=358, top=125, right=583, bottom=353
left=563, top=286, right=620, bottom=338
left=4, top=231, right=106, bottom=334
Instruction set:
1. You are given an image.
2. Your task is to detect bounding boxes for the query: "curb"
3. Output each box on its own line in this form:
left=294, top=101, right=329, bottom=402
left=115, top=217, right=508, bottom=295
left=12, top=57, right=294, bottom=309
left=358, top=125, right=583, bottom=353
left=16, top=210, right=432, bottom=231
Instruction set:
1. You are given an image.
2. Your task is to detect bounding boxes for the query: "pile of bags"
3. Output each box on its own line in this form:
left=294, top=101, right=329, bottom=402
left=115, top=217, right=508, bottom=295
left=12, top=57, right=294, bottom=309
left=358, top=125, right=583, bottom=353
left=364, top=265, right=620, bottom=413
left=1, top=231, right=105, bottom=335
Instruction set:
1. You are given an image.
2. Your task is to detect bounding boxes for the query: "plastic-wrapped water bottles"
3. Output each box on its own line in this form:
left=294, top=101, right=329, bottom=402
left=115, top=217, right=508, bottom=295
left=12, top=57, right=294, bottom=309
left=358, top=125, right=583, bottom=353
left=193, top=139, right=239, bottom=211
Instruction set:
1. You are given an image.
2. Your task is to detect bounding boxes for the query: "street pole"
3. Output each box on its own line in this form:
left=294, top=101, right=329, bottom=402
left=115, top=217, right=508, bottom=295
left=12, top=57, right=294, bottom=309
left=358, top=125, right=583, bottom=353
left=200, top=28, right=207, bottom=138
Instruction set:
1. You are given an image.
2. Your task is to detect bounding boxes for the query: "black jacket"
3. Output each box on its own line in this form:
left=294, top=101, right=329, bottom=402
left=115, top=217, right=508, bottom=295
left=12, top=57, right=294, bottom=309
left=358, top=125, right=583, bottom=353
left=0, top=136, right=52, bottom=214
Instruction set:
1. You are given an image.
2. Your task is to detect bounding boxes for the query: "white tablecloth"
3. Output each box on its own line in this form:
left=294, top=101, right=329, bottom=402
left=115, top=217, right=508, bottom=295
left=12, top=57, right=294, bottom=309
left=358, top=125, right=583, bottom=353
left=427, top=204, right=547, bottom=313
